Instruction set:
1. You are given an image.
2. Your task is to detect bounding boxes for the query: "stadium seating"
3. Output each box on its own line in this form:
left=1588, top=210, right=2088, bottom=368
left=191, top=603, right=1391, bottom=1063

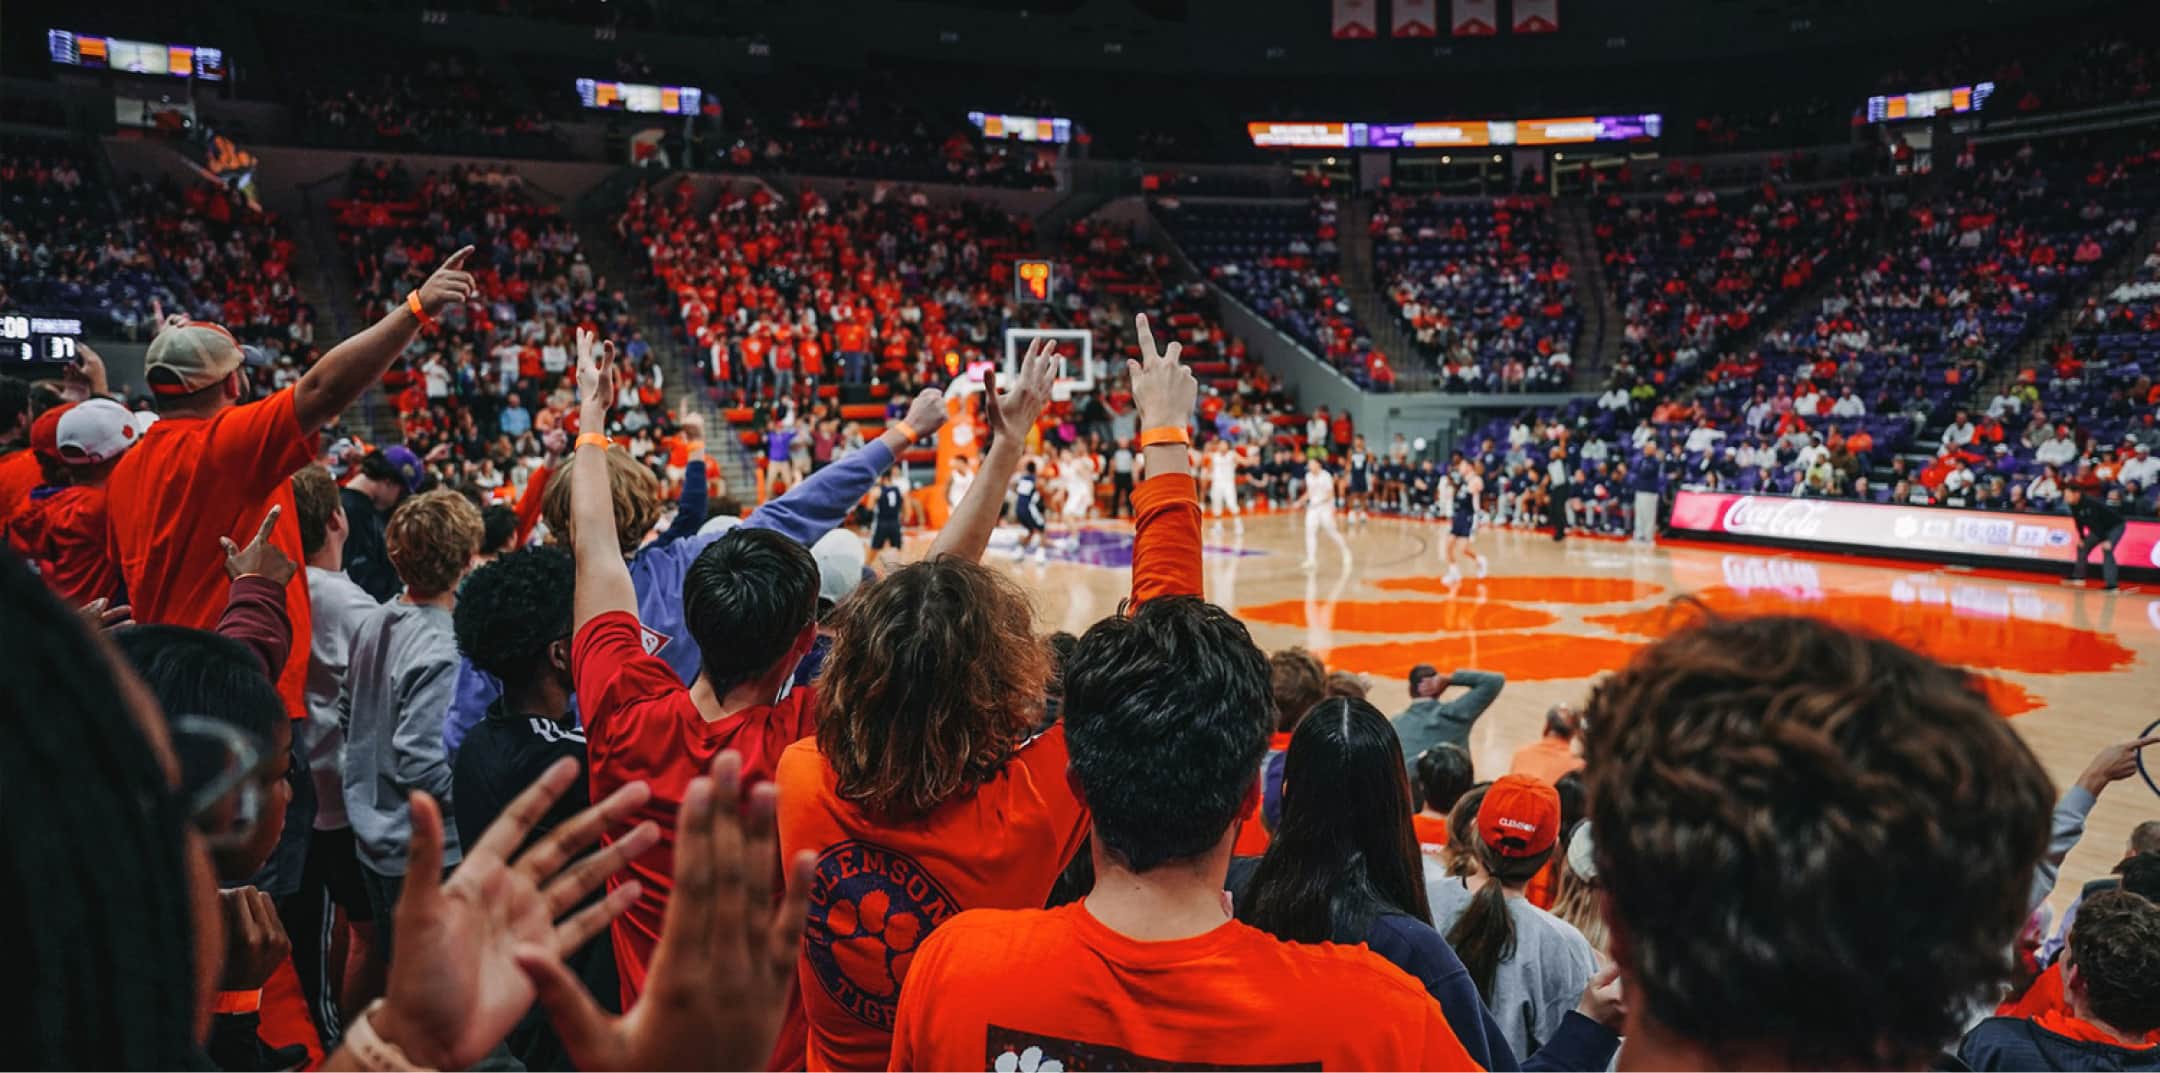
left=1373, top=194, right=1579, bottom=393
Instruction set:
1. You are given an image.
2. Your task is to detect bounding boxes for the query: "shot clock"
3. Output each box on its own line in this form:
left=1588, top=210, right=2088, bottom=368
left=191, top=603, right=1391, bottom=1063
left=1014, top=259, right=1058, bottom=305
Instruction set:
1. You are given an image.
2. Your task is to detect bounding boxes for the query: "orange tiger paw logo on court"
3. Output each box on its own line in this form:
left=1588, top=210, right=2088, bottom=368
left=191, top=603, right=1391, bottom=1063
left=804, top=840, right=960, bottom=1029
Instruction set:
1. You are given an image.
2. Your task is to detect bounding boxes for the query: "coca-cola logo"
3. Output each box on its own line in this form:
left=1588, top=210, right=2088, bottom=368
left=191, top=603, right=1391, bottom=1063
left=1720, top=496, right=1831, bottom=539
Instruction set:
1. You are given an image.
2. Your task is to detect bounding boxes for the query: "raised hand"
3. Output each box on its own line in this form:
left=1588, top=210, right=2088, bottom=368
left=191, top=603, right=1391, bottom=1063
left=220, top=505, right=296, bottom=586
left=415, top=246, right=477, bottom=317
left=576, top=328, right=615, bottom=431
left=985, top=337, right=1059, bottom=445
left=1130, top=313, right=1197, bottom=430
left=900, top=386, right=949, bottom=441
left=218, top=886, right=292, bottom=990
left=65, top=343, right=109, bottom=400
left=365, top=759, right=659, bottom=1070
left=2076, top=735, right=2160, bottom=796
left=515, top=751, right=814, bottom=1073
left=79, top=597, right=133, bottom=632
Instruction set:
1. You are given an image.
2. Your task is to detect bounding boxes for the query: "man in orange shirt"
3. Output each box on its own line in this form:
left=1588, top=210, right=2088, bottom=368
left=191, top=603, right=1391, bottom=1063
left=105, top=248, right=475, bottom=723
left=9, top=399, right=144, bottom=605
left=1510, top=705, right=1585, bottom=785
left=889, top=319, right=1476, bottom=1073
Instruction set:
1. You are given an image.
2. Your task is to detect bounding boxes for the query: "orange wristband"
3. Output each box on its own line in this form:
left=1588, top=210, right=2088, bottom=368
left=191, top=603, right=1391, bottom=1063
left=1139, top=425, right=1191, bottom=447
left=575, top=432, right=612, bottom=451
left=405, top=290, right=437, bottom=329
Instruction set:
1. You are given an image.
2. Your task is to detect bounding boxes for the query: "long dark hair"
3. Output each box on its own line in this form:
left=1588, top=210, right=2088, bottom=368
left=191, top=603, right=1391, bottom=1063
left=1447, top=807, right=1556, bottom=1003
left=1238, top=697, right=1432, bottom=943
left=0, top=550, right=199, bottom=1066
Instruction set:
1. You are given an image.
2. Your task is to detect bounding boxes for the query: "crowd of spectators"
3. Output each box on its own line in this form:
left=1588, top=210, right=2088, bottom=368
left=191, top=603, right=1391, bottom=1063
left=330, top=159, right=687, bottom=506
left=1161, top=193, right=1397, bottom=390
left=721, top=75, right=1058, bottom=189
left=1373, top=194, right=1579, bottom=393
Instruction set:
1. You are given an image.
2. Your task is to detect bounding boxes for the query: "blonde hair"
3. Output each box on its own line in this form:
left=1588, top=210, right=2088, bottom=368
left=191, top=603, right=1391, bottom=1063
left=386, top=489, right=484, bottom=597
left=540, top=447, right=662, bottom=556
left=1550, top=844, right=1609, bottom=955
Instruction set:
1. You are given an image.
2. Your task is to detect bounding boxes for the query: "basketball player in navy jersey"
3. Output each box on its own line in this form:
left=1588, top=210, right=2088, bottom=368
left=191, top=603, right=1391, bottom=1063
left=1441, top=458, right=1489, bottom=584
left=870, top=470, right=907, bottom=556
left=1011, top=459, right=1049, bottom=563
left=1345, top=435, right=1373, bottom=526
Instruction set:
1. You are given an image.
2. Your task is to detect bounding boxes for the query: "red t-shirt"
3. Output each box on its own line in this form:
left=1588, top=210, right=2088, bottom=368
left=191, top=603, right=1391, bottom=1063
left=7, top=484, right=122, bottom=606
left=889, top=903, right=1479, bottom=1071
left=105, top=389, right=317, bottom=717
left=573, top=610, right=818, bottom=1009
left=0, top=449, right=44, bottom=532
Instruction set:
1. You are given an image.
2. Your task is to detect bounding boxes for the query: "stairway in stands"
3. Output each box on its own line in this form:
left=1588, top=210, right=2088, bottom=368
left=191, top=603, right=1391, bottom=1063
left=1341, top=194, right=1431, bottom=390
left=570, top=170, right=758, bottom=501
left=1551, top=198, right=1619, bottom=385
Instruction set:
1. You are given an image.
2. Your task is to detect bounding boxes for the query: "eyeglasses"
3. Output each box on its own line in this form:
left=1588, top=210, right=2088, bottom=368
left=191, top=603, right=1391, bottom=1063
left=170, top=716, right=268, bottom=851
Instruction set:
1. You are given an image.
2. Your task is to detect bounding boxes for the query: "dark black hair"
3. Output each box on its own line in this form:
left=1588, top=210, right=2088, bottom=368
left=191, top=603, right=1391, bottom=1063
left=1415, top=743, right=1475, bottom=815
left=1238, top=698, right=1431, bottom=944
left=0, top=550, right=199, bottom=1066
left=0, top=375, right=30, bottom=435
left=115, top=625, right=285, bottom=758
left=481, top=505, right=520, bottom=555
left=1063, top=595, right=1269, bottom=873
left=1554, top=769, right=1585, bottom=851
left=2116, top=851, right=2160, bottom=902
left=455, top=547, right=574, bottom=685
left=683, top=527, right=819, bottom=696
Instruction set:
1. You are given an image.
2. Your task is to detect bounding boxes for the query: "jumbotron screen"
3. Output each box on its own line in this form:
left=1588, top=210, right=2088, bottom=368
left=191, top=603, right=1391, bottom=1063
left=1246, top=114, right=1660, bottom=149
left=968, top=112, right=1073, bottom=144
left=574, top=79, right=702, bottom=116
left=1864, top=82, right=1994, bottom=123
left=49, top=29, right=225, bottom=81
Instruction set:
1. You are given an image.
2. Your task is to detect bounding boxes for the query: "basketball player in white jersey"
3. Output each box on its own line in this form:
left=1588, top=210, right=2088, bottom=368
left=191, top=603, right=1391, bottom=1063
left=1441, top=458, right=1490, bottom=585
left=1062, top=447, right=1098, bottom=522
left=946, top=454, right=976, bottom=512
left=1206, top=438, right=1245, bottom=534
left=1301, top=457, right=1353, bottom=571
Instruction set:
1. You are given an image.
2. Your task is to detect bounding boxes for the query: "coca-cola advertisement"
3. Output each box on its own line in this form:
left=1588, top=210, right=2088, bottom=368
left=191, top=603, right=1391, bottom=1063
left=1668, top=491, right=2160, bottom=573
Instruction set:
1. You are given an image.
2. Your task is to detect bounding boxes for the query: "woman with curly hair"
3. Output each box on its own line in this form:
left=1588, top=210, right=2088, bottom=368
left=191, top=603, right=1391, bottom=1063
left=775, top=341, right=1069, bottom=1072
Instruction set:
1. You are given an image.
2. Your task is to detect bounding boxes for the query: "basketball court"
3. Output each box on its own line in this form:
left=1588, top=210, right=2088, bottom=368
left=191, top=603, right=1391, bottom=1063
left=885, top=508, right=2160, bottom=916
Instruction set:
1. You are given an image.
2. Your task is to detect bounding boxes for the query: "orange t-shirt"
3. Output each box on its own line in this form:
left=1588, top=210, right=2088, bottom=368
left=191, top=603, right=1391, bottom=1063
left=777, top=730, right=1089, bottom=1071
left=889, top=903, right=1480, bottom=1071
left=105, top=389, right=317, bottom=718
left=1508, top=736, right=1584, bottom=786
left=7, top=485, right=122, bottom=606
left=0, top=449, right=44, bottom=531
left=1412, top=812, right=1451, bottom=849
left=778, top=471, right=1201, bottom=1071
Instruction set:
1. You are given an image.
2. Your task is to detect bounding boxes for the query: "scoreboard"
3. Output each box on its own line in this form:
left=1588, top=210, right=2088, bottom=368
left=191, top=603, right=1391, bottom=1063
left=1247, top=113, right=1660, bottom=149
left=1864, top=82, right=1994, bottom=124
left=1, top=314, right=84, bottom=363
left=49, top=30, right=225, bottom=80
left=575, top=79, right=702, bottom=116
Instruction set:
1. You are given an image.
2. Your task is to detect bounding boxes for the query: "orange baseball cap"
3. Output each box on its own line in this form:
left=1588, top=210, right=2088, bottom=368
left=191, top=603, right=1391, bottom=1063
left=28, top=401, right=77, bottom=462
left=1477, top=774, right=1562, bottom=858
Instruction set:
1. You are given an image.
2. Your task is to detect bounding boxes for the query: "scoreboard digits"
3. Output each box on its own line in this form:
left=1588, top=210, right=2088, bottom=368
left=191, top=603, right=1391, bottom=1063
left=1, top=314, right=85, bottom=363
left=1015, top=260, right=1057, bottom=304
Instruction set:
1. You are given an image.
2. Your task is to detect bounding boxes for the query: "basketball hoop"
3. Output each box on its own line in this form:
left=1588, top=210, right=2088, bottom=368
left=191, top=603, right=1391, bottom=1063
left=2139, top=717, right=2160, bottom=801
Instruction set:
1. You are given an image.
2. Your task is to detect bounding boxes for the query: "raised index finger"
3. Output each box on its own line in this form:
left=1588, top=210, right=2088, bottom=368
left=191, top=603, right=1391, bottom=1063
left=1135, top=313, right=1157, bottom=363
left=251, top=505, right=282, bottom=548
left=442, top=245, right=475, bottom=272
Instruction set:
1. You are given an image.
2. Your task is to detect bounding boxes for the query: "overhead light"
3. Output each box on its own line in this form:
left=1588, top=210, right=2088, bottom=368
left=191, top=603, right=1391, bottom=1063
left=1325, top=156, right=1337, bottom=165
left=1492, top=154, right=1503, bottom=163
left=1554, top=152, right=1565, bottom=160
left=1441, top=155, right=1451, bottom=163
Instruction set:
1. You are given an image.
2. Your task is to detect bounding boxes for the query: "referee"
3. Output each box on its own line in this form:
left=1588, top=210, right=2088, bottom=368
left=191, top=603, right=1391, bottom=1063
left=1546, top=445, right=1572, bottom=543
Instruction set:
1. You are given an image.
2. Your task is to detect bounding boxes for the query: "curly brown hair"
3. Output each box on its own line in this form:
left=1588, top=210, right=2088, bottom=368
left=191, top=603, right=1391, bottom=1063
left=386, top=489, right=483, bottom=597
left=1582, top=612, right=2054, bottom=1069
left=540, top=447, right=662, bottom=557
left=815, top=557, right=1051, bottom=821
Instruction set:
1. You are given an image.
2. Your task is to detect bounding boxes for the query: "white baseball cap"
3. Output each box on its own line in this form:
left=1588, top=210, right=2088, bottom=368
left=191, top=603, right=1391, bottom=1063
left=56, top=399, right=151, bottom=465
